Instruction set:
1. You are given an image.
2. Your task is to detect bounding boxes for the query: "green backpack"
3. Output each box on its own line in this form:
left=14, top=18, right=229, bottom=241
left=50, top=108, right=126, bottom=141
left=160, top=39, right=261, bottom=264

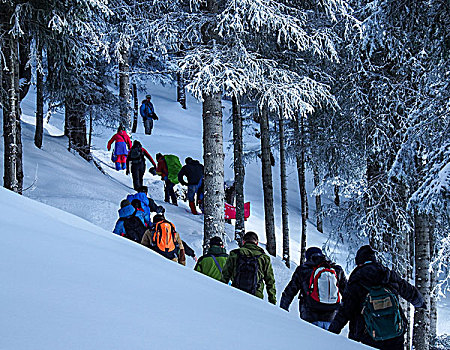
left=362, top=285, right=404, bottom=341
left=164, top=155, right=182, bottom=184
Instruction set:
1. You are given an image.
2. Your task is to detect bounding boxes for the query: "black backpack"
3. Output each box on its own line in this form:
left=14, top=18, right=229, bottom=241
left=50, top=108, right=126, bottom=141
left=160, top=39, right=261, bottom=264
left=122, top=212, right=146, bottom=242
left=129, top=147, right=143, bottom=164
left=233, top=252, right=261, bottom=295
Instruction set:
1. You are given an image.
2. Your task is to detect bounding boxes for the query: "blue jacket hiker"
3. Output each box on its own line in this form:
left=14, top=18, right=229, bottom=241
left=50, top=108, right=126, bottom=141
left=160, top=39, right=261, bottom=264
left=126, top=186, right=164, bottom=226
left=113, top=200, right=146, bottom=240
left=140, top=95, right=158, bottom=135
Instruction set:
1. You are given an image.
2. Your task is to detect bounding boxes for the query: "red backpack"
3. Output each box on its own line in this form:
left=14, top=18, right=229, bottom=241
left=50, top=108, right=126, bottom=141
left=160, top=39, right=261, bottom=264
left=307, top=264, right=341, bottom=308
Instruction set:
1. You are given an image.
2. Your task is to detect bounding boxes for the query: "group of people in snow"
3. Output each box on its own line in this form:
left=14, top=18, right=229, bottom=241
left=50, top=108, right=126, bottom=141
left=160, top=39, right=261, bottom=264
left=108, top=94, right=424, bottom=350
left=112, top=189, right=425, bottom=350
left=112, top=186, right=196, bottom=265
left=107, top=128, right=204, bottom=215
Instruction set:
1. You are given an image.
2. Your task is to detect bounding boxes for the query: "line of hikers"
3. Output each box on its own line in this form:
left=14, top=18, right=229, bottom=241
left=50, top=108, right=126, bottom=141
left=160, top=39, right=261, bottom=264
left=107, top=125, right=204, bottom=215
left=112, top=195, right=424, bottom=350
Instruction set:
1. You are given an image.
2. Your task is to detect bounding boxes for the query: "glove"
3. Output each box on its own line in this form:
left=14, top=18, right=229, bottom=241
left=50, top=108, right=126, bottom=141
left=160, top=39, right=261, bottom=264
left=156, top=206, right=165, bottom=214
left=193, top=256, right=198, bottom=262
left=149, top=167, right=157, bottom=176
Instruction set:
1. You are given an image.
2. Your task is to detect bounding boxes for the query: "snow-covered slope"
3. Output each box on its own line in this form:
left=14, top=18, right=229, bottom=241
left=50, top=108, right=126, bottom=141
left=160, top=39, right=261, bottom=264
left=0, top=187, right=368, bottom=349
left=0, top=81, right=448, bottom=341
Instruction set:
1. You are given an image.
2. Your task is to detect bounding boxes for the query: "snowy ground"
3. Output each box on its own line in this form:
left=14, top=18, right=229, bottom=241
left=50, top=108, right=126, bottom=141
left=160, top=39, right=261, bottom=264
left=0, top=187, right=370, bottom=350
left=0, top=81, right=448, bottom=348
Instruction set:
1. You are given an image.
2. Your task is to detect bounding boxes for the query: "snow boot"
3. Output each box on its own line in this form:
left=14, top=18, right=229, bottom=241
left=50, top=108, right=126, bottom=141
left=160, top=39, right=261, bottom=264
left=189, top=201, right=198, bottom=215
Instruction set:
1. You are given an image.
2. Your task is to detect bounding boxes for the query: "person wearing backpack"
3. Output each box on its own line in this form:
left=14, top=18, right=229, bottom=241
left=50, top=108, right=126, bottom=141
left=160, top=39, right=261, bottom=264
left=126, top=141, right=157, bottom=190
left=112, top=199, right=147, bottom=242
left=194, top=236, right=228, bottom=281
left=280, top=247, right=347, bottom=330
left=178, top=157, right=204, bottom=215
left=141, top=214, right=186, bottom=265
left=127, top=186, right=165, bottom=226
left=140, top=94, right=158, bottom=135
left=154, top=153, right=182, bottom=206
left=107, top=125, right=132, bottom=171
left=328, top=245, right=425, bottom=350
left=221, top=231, right=276, bottom=304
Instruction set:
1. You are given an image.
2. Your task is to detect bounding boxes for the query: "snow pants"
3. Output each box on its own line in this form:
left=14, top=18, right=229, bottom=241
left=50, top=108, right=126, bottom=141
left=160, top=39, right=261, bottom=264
left=164, top=179, right=177, bottom=205
left=131, top=163, right=146, bottom=190
left=143, top=119, right=153, bottom=135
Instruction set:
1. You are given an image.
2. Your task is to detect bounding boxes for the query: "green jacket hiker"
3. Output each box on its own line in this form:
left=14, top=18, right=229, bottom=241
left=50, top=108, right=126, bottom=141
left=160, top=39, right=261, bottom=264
left=194, top=237, right=228, bottom=281
left=221, top=232, right=276, bottom=304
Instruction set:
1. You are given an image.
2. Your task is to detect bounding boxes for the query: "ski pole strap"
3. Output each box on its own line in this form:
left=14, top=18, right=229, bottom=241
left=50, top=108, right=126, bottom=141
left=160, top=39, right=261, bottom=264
left=211, top=255, right=222, bottom=273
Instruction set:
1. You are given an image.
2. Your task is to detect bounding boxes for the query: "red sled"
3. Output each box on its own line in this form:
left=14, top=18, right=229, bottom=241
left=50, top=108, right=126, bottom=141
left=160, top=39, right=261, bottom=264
left=225, top=202, right=250, bottom=220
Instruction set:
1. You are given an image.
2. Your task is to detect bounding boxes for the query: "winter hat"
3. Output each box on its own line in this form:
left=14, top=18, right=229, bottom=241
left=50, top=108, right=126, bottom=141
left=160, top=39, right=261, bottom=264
left=209, top=236, right=223, bottom=247
left=120, top=199, right=131, bottom=208
left=133, top=140, right=141, bottom=148
left=131, top=199, right=142, bottom=209
left=137, top=186, right=148, bottom=194
left=146, top=94, right=151, bottom=99
left=305, top=247, right=324, bottom=261
left=153, top=213, right=165, bottom=223
left=355, top=245, right=377, bottom=265
left=185, top=157, right=193, bottom=164
left=156, top=153, right=163, bottom=160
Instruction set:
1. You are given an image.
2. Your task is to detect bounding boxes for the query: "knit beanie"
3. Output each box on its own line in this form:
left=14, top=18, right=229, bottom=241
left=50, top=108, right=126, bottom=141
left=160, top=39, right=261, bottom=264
left=209, top=236, right=223, bottom=247
left=305, top=247, right=323, bottom=261
left=355, top=245, right=377, bottom=265
left=120, top=199, right=131, bottom=208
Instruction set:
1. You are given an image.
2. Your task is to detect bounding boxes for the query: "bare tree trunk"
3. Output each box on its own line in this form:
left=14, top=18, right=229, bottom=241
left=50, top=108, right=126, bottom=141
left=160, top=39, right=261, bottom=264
left=177, top=72, right=187, bottom=109
left=259, top=105, right=276, bottom=256
left=279, top=118, right=290, bottom=267
left=313, top=167, right=323, bottom=233
left=2, top=32, right=19, bottom=192
left=15, top=35, right=23, bottom=194
left=18, top=36, right=31, bottom=101
left=202, top=91, right=224, bottom=254
left=429, top=226, right=437, bottom=345
left=232, top=95, right=245, bottom=246
left=35, top=37, right=44, bottom=149
left=334, top=185, right=340, bottom=206
left=88, top=109, right=93, bottom=152
left=65, top=97, right=89, bottom=161
left=119, top=45, right=131, bottom=129
left=413, top=213, right=432, bottom=350
left=131, top=83, right=138, bottom=133
left=293, top=115, right=308, bottom=263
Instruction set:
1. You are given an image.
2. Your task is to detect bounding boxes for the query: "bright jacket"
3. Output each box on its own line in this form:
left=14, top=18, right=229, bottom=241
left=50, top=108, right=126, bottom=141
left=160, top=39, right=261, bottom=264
left=113, top=204, right=146, bottom=236
left=194, top=245, right=228, bottom=281
left=140, top=101, right=154, bottom=121
left=126, top=192, right=164, bottom=225
left=107, top=131, right=132, bottom=155
left=156, top=155, right=182, bottom=184
left=126, top=147, right=156, bottom=169
left=141, top=223, right=185, bottom=265
left=221, top=243, right=276, bottom=304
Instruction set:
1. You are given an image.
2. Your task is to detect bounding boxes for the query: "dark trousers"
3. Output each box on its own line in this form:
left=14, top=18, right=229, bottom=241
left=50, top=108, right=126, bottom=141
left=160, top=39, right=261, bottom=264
left=131, top=163, right=145, bottom=190
left=164, top=179, right=177, bottom=205
left=362, top=335, right=404, bottom=350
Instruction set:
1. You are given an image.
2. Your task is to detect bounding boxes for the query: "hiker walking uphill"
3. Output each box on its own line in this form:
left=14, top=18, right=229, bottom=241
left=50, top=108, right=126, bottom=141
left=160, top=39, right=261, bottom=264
left=178, top=157, right=204, bottom=215
left=141, top=214, right=186, bottom=265
left=140, top=94, right=158, bottom=135
left=280, top=247, right=347, bottom=330
left=127, top=186, right=164, bottom=226
left=221, top=231, right=276, bottom=304
left=328, top=245, right=425, bottom=350
left=113, top=199, right=147, bottom=242
left=126, top=141, right=157, bottom=190
left=194, top=236, right=228, bottom=281
left=107, top=125, right=132, bottom=171
left=154, top=153, right=182, bottom=206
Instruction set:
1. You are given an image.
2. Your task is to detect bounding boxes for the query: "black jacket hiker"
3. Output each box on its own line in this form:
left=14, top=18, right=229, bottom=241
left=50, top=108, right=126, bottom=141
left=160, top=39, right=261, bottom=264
left=280, top=254, right=347, bottom=323
left=328, top=259, right=424, bottom=350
